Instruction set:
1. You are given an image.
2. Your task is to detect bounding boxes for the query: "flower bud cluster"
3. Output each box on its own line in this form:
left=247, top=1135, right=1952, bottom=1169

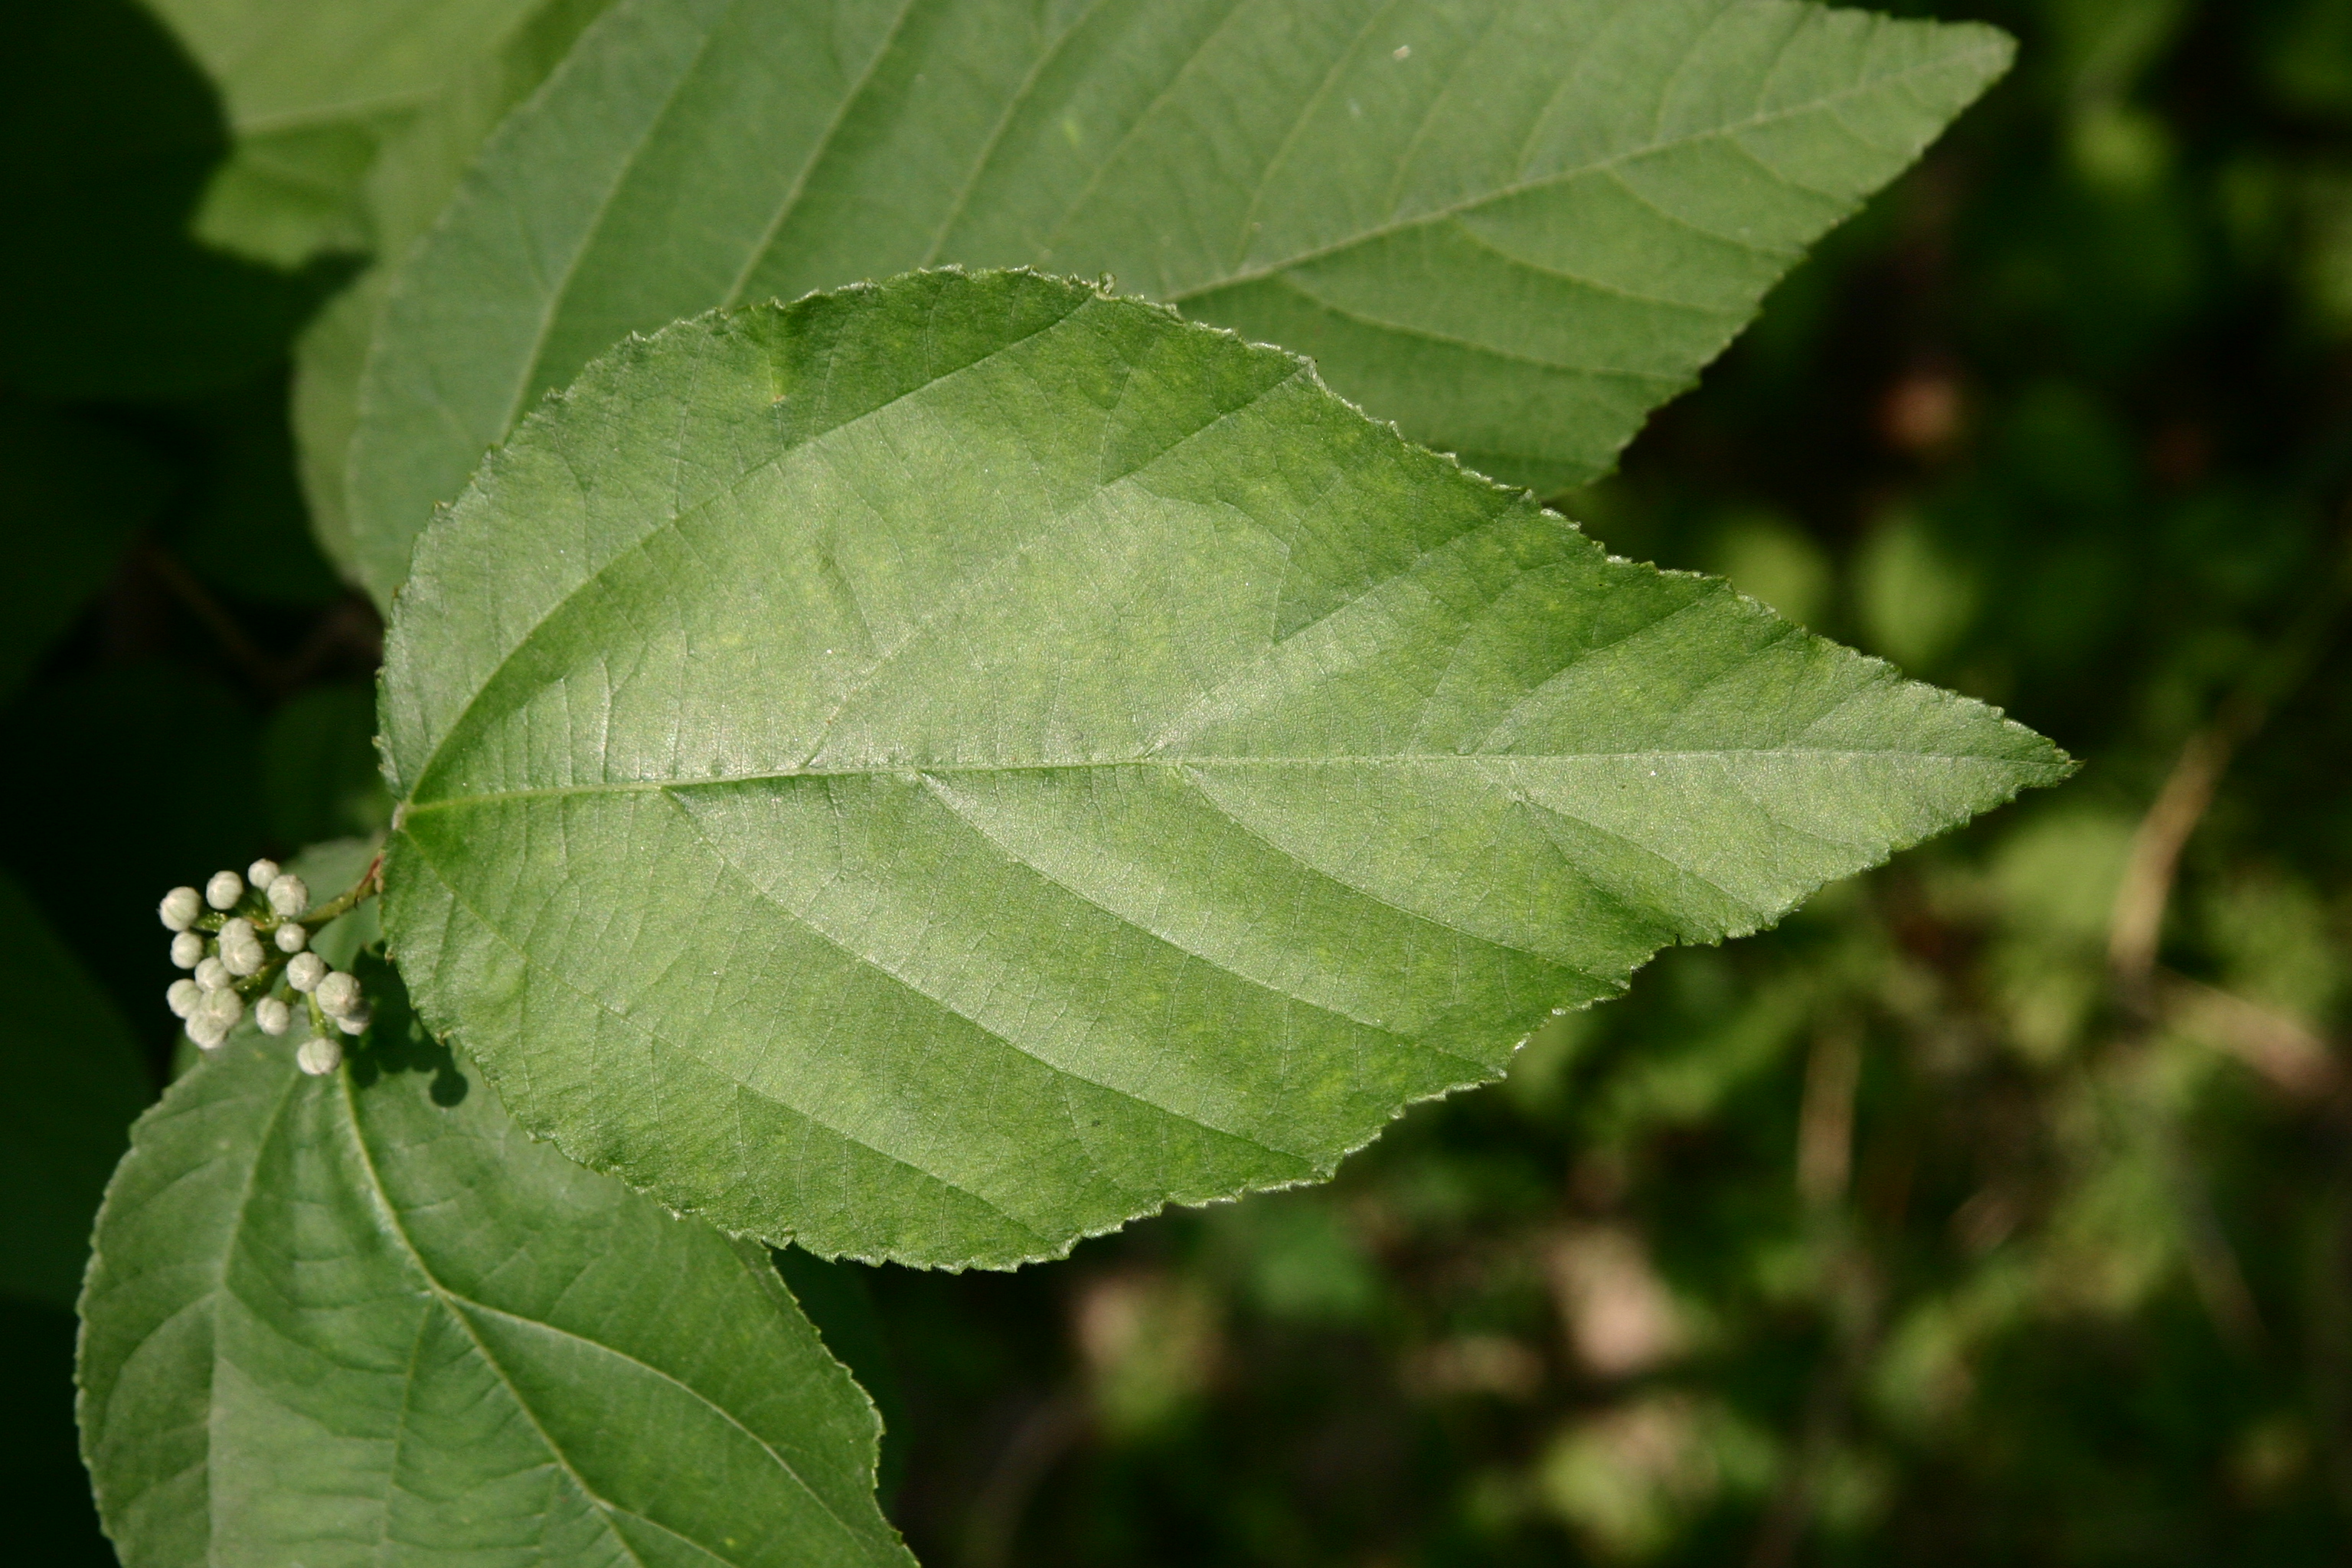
left=156, top=860, right=369, bottom=1070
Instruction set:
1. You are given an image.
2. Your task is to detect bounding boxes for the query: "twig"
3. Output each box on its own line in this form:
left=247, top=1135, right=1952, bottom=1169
left=2161, top=1128, right=2268, bottom=1357
left=1797, top=1021, right=1864, bottom=1209
left=2158, top=973, right=2340, bottom=1102
left=308, top=852, right=386, bottom=926
left=139, top=540, right=384, bottom=700
left=1753, top=1021, right=1873, bottom=1568
left=141, top=541, right=283, bottom=694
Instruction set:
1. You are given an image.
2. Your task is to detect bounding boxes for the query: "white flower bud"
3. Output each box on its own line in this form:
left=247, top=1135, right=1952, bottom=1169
left=205, top=870, right=244, bottom=910
left=188, top=1013, right=230, bottom=1050
left=201, top=988, right=243, bottom=1028
left=296, top=1035, right=343, bottom=1076
left=194, top=956, right=231, bottom=992
left=170, top=930, right=205, bottom=969
left=247, top=859, right=281, bottom=889
left=275, top=922, right=308, bottom=954
left=266, top=874, right=309, bottom=919
left=220, top=931, right=265, bottom=978
left=335, top=1007, right=371, bottom=1036
left=159, top=887, right=201, bottom=931
left=255, top=997, right=291, bottom=1036
left=286, top=952, right=325, bottom=992
left=166, top=978, right=201, bottom=1018
left=315, top=971, right=362, bottom=1018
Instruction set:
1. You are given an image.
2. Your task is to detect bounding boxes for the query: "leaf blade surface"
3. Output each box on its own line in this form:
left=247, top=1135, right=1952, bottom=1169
left=379, top=270, right=2066, bottom=1268
left=78, top=934, right=910, bottom=1565
left=342, top=0, right=2011, bottom=602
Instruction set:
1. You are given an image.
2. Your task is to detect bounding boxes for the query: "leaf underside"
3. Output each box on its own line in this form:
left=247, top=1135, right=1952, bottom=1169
left=379, top=270, right=2067, bottom=1269
left=341, top=0, right=2012, bottom=604
left=77, top=971, right=909, bottom=1566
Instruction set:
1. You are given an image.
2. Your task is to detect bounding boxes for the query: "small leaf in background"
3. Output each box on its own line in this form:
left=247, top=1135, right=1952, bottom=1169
left=260, top=682, right=394, bottom=848
left=167, top=369, right=348, bottom=606
left=0, top=0, right=333, bottom=401
left=1704, top=509, right=1835, bottom=631
left=80, top=940, right=913, bottom=1567
left=339, top=0, right=2013, bottom=605
left=1854, top=511, right=1980, bottom=673
left=0, top=399, right=169, bottom=704
left=140, top=0, right=617, bottom=577
left=378, top=269, right=2069, bottom=1269
left=0, top=870, right=152, bottom=1309
left=142, top=0, right=551, bottom=264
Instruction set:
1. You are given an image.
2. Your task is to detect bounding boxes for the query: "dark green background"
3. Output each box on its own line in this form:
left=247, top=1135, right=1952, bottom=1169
left=7, top=0, right=2348, bottom=1563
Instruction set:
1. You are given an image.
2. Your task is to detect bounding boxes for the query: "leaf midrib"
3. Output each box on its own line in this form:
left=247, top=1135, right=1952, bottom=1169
left=404, top=750, right=2031, bottom=815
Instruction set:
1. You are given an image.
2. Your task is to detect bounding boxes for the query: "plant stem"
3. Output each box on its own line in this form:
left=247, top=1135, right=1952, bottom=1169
left=305, top=853, right=384, bottom=927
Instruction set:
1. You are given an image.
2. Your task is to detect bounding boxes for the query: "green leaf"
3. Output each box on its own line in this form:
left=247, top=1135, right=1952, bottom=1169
left=282, top=0, right=622, bottom=578
left=166, top=370, right=349, bottom=606
left=0, top=0, right=330, bottom=400
left=261, top=684, right=398, bottom=848
left=149, top=0, right=620, bottom=575
left=80, top=915, right=913, bottom=1565
left=341, top=0, right=2011, bottom=605
left=144, top=0, right=613, bottom=572
left=0, top=870, right=152, bottom=1310
left=377, top=270, right=2068, bottom=1269
left=145, top=0, right=567, bottom=264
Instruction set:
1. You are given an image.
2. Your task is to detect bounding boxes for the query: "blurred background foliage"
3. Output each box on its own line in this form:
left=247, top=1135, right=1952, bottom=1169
left=4, top=0, right=2349, bottom=1563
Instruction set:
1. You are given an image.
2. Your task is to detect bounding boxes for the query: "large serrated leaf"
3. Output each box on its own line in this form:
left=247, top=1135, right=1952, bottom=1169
left=79, top=864, right=910, bottom=1566
left=377, top=270, right=2067, bottom=1269
left=339, top=0, right=2012, bottom=605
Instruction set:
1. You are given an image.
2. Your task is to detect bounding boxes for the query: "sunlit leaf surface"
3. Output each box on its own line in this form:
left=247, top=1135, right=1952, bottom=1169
left=342, top=0, right=2010, bottom=602
left=379, top=270, right=2067, bottom=1268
